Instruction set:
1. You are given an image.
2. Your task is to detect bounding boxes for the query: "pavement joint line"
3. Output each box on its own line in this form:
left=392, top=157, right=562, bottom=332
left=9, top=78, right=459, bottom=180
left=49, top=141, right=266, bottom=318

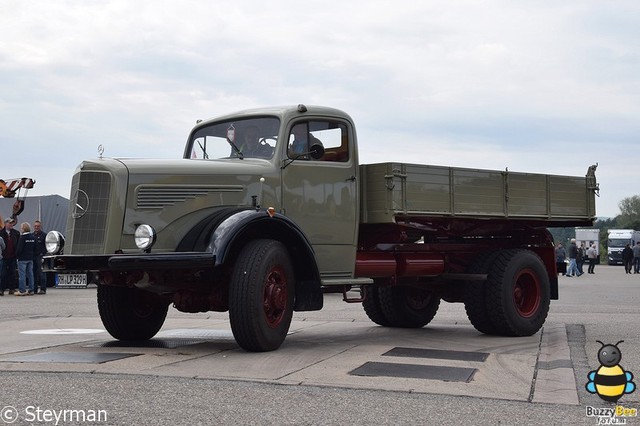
left=527, top=325, right=544, bottom=402
left=530, top=323, right=580, bottom=405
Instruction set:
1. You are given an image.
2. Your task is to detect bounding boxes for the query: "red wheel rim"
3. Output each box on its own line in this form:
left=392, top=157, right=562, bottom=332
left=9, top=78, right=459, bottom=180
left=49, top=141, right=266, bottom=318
left=512, top=268, right=541, bottom=318
left=263, top=265, right=288, bottom=328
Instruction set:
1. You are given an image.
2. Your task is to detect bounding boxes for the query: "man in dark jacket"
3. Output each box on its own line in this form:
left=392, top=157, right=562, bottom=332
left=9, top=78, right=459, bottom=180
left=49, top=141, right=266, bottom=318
left=566, top=238, right=582, bottom=277
left=32, top=220, right=47, bottom=294
left=16, top=222, right=36, bottom=296
left=0, top=218, right=20, bottom=295
left=622, top=244, right=633, bottom=274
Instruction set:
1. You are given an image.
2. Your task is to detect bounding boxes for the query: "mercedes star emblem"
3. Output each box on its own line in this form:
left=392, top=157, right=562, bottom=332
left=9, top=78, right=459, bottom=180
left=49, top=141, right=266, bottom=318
left=72, top=189, right=90, bottom=219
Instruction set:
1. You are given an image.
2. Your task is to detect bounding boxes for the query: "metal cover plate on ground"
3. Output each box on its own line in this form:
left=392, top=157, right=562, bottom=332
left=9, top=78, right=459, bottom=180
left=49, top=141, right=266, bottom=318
left=4, top=352, right=140, bottom=364
left=383, top=347, right=489, bottom=362
left=350, top=361, right=477, bottom=382
left=95, top=339, right=212, bottom=349
left=91, top=329, right=236, bottom=349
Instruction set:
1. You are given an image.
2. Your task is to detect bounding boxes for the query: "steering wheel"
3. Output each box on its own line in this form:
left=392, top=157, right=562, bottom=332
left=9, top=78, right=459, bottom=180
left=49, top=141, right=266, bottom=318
left=254, top=137, right=276, bottom=157
left=259, top=137, right=277, bottom=147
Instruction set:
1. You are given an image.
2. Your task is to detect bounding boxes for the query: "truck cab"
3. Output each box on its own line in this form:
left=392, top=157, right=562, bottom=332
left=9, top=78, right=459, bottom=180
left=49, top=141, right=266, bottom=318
left=184, top=105, right=360, bottom=280
left=607, top=229, right=640, bottom=265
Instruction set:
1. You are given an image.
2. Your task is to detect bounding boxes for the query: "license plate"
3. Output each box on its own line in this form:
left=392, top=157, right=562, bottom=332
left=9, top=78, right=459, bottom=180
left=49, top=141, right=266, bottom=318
left=56, top=273, right=88, bottom=288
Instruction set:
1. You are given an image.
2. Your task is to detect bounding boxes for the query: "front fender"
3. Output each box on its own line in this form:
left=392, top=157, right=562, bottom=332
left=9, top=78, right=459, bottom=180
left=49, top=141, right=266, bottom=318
left=180, top=208, right=323, bottom=311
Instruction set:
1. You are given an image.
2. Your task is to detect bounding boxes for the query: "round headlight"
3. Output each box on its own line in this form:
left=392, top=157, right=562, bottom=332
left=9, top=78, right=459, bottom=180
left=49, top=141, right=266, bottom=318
left=45, top=231, right=65, bottom=254
left=134, top=224, right=156, bottom=250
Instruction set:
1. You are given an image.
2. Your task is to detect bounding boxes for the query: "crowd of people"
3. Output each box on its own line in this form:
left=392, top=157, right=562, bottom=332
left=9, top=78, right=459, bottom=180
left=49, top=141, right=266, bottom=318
left=555, top=238, right=599, bottom=277
left=621, top=241, right=640, bottom=274
left=0, top=217, right=47, bottom=296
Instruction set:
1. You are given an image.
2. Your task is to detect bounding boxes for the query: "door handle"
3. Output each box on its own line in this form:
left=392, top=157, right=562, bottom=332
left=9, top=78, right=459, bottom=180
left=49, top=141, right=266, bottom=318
left=346, top=175, right=356, bottom=182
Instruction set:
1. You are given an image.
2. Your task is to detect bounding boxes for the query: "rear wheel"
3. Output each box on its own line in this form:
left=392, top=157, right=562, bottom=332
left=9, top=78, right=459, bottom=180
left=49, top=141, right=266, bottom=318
left=464, top=252, right=501, bottom=334
left=362, top=284, right=391, bottom=326
left=97, top=285, right=168, bottom=340
left=377, top=285, right=440, bottom=328
left=229, top=239, right=294, bottom=352
left=485, top=250, right=550, bottom=336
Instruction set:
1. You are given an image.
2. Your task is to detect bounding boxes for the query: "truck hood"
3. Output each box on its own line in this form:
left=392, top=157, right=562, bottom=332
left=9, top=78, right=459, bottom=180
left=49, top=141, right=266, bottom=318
left=113, top=157, right=275, bottom=177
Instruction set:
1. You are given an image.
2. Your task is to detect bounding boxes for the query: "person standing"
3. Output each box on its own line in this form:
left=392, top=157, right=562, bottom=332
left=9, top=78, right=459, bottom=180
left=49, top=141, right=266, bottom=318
left=622, top=243, right=634, bottom=274
left=576, top=243, right=586, bottom=275
left=566, top=238, right=582, bottom=277
left=0, top=222, right=5, bottom=295
left=633, top=241, right=640, bottom=274
left=555, top=243, right=566, bottom=276
left=0, top=218, right=20, bottom=294
left=32, top=220, right=47, bottom=294
left=586, top=243, right=598, bottom=274
left=15, top=222, right=36, bottom=296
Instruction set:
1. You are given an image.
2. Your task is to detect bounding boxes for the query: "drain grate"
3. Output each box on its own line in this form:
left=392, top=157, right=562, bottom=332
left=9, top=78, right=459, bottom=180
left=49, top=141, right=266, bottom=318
left=350, top=361, right=477, bottom=382
left=383, top=347, right=489, bottom=362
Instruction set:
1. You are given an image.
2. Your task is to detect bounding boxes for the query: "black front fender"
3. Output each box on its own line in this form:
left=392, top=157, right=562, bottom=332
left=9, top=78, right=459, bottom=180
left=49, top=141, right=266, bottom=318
left=179, top=208, right=323, bottom=311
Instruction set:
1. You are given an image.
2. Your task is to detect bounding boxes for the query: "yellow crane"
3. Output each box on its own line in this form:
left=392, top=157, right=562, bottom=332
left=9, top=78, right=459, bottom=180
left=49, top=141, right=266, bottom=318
left=0, top=177, right=36, bottom=220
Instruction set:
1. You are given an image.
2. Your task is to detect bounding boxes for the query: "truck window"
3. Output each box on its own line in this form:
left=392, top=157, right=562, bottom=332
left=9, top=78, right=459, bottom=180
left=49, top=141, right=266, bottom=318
left=187, top=117, right=280, bottom=160
left=288, top=120, right=349, bottom=162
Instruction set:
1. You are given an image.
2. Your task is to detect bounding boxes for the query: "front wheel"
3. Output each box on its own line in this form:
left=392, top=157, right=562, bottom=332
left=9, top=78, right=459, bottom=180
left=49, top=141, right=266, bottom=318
left=97, top=285, right=168, bottom=340
left=229, top=239, right=294, bottom=352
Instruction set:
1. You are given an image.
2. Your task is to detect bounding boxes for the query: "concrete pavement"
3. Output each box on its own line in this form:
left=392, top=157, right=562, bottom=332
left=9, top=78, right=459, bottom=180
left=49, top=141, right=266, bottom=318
left=0, top=287, right=579, bottom=406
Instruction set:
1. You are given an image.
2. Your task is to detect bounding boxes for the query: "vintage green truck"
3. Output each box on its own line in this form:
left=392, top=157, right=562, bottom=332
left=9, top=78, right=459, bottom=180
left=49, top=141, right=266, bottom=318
left=44, top=105, right=599, bottom=351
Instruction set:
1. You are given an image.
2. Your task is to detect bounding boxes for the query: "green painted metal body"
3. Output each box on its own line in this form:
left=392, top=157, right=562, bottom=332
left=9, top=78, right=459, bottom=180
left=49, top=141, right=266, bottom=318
left=360, top=162, right=597, bottom=225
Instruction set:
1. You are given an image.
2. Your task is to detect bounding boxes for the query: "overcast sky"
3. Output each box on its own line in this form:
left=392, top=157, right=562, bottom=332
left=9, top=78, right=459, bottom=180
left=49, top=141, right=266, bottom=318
left=2, top=1, right=638, bottom=218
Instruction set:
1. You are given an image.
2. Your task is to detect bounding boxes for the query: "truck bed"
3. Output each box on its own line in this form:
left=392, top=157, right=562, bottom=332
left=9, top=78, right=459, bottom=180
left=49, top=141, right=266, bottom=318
left=360, top=162, right=598, bottom=225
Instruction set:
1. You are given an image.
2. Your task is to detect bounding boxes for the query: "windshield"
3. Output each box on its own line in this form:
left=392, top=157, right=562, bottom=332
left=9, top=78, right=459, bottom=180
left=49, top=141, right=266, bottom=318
left=187, top=117, right=280, bottom=160
left=608, top=238, right=629, bottom=247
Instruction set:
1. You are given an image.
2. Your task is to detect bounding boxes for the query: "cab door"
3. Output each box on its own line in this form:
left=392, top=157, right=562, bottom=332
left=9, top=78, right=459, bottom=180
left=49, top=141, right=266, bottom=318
left=280, top=118, right=358, bottom=279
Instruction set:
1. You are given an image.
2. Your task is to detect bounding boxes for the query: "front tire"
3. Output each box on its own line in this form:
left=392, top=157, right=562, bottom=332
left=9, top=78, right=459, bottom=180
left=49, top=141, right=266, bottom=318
left=97, top=285, right=168, bottom=340
left=229, top=239, right=294, bottom=352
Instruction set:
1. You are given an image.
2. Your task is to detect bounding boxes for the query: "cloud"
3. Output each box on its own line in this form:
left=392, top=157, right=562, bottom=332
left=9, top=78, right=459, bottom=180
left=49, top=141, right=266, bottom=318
left=1, top=1, right=639, bottom=217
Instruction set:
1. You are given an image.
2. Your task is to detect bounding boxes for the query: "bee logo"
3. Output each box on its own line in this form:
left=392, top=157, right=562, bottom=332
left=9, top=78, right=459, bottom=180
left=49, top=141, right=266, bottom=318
left=586, top=340, right=636, bottom=402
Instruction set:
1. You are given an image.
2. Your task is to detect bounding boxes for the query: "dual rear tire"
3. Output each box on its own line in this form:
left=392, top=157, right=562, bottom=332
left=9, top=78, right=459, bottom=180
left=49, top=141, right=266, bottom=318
left=464, top=249, right=550, bottom=336
left=363, top=285, right=440, bottom=328
left=362, top=249, right=550, bottom=337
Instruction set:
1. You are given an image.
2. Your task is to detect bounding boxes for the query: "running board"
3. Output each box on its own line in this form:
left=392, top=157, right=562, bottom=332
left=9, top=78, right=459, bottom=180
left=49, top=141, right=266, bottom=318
left=321, top=278, right=374, bottom=286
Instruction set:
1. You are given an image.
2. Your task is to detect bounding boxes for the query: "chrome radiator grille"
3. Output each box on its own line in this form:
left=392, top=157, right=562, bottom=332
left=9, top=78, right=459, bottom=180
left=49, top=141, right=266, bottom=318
left=67, top=170, right=112, bottom=254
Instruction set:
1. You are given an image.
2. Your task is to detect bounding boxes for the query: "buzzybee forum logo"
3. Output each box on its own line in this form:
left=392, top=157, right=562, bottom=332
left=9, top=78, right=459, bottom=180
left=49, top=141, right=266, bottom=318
left=586, top=340, right=636, bottom=402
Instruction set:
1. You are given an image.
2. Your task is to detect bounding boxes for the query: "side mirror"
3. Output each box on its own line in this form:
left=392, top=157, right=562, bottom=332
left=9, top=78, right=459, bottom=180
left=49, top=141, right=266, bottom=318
left=309, top=143, right=325, bottom=160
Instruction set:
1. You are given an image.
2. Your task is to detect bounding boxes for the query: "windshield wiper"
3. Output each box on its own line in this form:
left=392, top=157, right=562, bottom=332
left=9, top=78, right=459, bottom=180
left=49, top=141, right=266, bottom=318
left=197, top=141, right=209, bottom=159
left=227, top=137, right=244, bottom=159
